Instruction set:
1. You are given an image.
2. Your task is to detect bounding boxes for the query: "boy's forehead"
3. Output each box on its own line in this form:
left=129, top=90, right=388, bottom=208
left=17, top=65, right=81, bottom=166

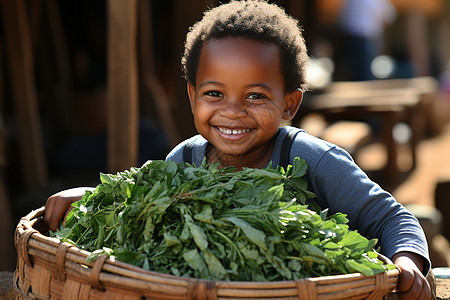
left=201, top=37, right=279, bottom=63
left=195, top=37, right=285, bottom=88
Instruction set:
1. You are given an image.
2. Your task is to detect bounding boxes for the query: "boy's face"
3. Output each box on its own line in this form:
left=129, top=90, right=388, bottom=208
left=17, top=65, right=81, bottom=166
left=187, top=37, right=302, bottom=166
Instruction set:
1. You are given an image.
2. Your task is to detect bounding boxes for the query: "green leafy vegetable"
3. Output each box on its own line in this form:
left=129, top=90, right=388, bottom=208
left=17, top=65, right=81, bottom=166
left=52, top=158, right=395, bottom=281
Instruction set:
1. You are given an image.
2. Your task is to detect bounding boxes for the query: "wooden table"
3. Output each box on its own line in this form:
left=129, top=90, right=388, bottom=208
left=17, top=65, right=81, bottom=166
left=303, top=87, right=424, bottom=183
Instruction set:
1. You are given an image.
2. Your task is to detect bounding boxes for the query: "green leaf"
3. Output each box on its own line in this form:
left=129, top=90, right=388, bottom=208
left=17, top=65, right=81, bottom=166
left=346, top=259, right=375, bottom=276
left=183, top=249, right=207, bottom=274
left=203, top=250, right=228, bottom=280
left=164, top=233, right=181, bottom=246
left=115, top=249, right=144, bottom=267
left=290, top=157, right=308, bottom=178
left=301, top=243, right=331, bottom=264
left=194, top=205, right=213, bottom=223
left=185, top=214, right=208, bottom=251
left=226, top=217, right=267, bottom=251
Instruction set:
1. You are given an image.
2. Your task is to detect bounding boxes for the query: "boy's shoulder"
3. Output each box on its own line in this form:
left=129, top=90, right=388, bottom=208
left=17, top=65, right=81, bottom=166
left=165, top=134, right=208, bottom=164
left=278, top=126, right=337, bottom=154
left=275, top=126, right=346, bottom=168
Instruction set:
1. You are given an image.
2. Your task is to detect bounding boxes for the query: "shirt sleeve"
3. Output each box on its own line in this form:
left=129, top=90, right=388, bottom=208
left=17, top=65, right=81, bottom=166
left=165, top=140, right=186, bottom=163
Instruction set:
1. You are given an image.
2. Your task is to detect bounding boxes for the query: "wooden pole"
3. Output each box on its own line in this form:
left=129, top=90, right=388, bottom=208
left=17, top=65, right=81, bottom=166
left=138, top=0, right=180, bottom=148
left=405, top=10, right=431, bottom=77
left=46, top=0, right=72, bottom=131
left=172, top=0, right=215, bottom=140
left=0, top=0, right=48, bottom=188
left=107, top=0, right=139, bottom=172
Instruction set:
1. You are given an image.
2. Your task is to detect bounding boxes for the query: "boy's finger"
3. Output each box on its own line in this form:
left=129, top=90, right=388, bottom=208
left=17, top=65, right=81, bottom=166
left=46, top=197, right=69, bottom=231
left=399, top=281, right=430, bottom=300
left=44, top=197, right=55, bottom=229
left=397, top=269, right=430, bottom=300
left=400, top=277, right=424, bottom=299
left=396, top=266, right=414, bottom=292
left=418, top=276, right=431, bottom=300
left=63, top=206, right=74, bottom=227
left=421, top=285, right=431, bottom=300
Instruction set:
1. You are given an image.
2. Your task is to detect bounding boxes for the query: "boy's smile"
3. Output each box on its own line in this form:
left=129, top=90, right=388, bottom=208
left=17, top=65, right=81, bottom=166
left=188, top=37, right=302, bottom=169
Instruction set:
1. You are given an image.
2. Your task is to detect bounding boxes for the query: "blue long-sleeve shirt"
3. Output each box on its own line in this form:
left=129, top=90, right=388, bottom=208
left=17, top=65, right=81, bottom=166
left=166, top=126, right=430, bottom=274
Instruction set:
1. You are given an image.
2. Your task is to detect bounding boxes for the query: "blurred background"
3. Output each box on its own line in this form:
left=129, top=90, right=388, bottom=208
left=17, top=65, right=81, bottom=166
left=1, top=0, right=450, bottom=274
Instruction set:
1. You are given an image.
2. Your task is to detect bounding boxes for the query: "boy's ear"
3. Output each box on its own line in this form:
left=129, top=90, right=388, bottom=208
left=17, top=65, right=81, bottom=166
left=187, top=82, right=196, bottom=113
left=282, top=88, right=303, bottom=120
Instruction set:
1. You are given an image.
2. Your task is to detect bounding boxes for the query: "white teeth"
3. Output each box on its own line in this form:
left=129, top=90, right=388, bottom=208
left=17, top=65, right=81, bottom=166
left=218, top=127, right=250, bottom=135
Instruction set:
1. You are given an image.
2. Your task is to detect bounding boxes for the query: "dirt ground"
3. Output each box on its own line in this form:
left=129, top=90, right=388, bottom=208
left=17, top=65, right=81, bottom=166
left=391, top=122, right=450, bottom=207
left=355, top=121, right=450, bottom=207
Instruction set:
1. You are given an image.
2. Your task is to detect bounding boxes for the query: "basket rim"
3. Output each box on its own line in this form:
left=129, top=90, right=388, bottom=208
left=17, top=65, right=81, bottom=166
left=15, top=206, right=400, bottom=293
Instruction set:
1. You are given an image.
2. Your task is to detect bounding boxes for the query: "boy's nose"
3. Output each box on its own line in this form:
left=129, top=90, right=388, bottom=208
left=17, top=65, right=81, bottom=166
left=220, top=97, right=248, bottom=119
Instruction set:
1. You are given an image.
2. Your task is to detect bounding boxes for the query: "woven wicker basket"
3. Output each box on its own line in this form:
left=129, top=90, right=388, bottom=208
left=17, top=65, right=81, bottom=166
left=14, top=207, right=399, bottom=300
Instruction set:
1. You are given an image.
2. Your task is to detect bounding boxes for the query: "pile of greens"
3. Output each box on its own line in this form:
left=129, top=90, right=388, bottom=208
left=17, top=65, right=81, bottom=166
left=53, top=158, right=395, bottom=281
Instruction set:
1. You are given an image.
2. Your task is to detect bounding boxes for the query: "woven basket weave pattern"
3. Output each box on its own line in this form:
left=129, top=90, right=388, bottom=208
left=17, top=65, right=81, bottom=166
left=14, top=207, right=399, bottom=299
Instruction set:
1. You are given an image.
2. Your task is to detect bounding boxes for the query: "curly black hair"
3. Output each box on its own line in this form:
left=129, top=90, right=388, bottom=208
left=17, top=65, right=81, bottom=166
left=181, top=0, right=309, bottom=93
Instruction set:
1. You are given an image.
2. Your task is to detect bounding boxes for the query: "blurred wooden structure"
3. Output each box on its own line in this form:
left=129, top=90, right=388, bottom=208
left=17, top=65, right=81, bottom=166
left=107, top=0, right=139, bottom=173
left=0, top=0, right=44, bottom=271
left=321, top=121, right=372, bottom=154
left=301, top=77, right=439, bottom=184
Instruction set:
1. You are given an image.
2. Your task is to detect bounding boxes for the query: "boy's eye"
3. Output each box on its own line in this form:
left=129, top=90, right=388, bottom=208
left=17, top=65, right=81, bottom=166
left=247, top=93, right=267, bottom=101
left=204, top=90, right=223, bottom=98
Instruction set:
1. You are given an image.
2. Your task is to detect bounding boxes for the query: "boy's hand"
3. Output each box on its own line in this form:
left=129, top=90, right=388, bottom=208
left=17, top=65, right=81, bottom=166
left=392, top=252, right=431, bottom=300
left=44, top=187, right=92, bottom=231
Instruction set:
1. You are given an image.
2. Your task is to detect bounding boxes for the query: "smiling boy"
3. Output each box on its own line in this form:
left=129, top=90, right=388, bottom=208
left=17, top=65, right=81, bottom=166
left=45, top=1, right=432, bottom=299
